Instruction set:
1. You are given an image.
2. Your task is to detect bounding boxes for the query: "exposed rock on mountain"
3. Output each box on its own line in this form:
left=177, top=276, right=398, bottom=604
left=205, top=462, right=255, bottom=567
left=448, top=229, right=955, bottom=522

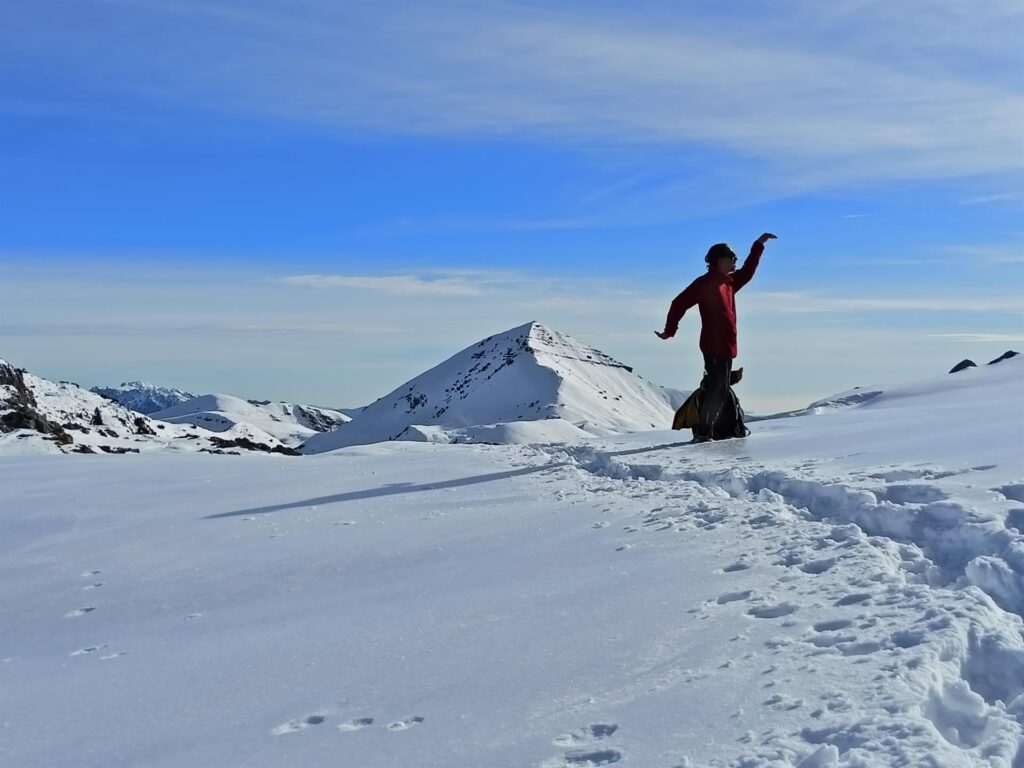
left=988, top=350, right=1019, bottom=365
left=949, top=359, right=977, bottom=374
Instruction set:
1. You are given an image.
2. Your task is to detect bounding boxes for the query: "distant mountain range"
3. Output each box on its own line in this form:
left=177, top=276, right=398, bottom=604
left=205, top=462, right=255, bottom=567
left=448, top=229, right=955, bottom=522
left=90, top=381, right=196, bottom=414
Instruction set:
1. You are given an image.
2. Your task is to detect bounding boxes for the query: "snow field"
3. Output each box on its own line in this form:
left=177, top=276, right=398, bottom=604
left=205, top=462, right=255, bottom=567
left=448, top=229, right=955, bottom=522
left=1, top=357, right=1022, bottom=767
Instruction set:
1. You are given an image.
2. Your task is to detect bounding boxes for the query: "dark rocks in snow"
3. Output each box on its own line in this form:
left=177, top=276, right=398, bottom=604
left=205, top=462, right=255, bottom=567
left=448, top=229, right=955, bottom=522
left=949, top=359, right=977, bottom=374
left=134, top=416, right=157, bottom=436
left=0, top=360, right=73, bottom=444
left=91, top=408, right=104, bottom=426
left=209, top=435, right=301, bottom=456
left=988, top=350, right=1019, bottom=365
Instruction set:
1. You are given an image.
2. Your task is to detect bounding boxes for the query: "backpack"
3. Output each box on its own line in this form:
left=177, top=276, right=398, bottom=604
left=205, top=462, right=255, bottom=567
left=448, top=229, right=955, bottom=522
left=671, top=367, right=750, bottom=439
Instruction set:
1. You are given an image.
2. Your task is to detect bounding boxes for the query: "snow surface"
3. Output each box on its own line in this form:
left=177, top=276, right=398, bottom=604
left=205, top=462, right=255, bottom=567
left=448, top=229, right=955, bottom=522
left=2, top=359, right=1024, bottom=767
left=302, top=321, right=680, bottom=452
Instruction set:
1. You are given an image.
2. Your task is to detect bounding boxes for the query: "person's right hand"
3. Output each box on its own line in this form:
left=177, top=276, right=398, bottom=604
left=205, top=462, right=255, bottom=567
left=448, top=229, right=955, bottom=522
left=756, top=232, right=778, bottom=245
left=654, top=330, right=673, bottom=340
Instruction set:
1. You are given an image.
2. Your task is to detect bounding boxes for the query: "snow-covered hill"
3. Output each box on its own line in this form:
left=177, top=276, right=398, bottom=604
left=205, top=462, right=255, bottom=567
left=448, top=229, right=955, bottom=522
left=152, top=394, right=349, bottom=447
left=3, top=354, right=1023, bottom=767
left=90, top=381, right=196, bottom=414
left=0, top=359, right=294, bottom=456
left=303, top=321, right=679, bottom=452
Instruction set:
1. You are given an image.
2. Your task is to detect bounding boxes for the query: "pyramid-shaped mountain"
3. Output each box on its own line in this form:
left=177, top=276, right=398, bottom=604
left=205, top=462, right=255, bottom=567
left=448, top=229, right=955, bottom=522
left=302, top=322, right=677, bottom=452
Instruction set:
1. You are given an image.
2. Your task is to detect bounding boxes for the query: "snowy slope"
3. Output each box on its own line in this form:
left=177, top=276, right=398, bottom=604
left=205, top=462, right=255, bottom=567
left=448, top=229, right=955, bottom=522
left=90, top=381, right=196, bottom=414
left=152, top=394, right=349, bottom=447
left=303, top=321, right=679, bottom=452
left=2, top=358, right=1024, bottom=767
left=0, top=359, right=290, bottom=455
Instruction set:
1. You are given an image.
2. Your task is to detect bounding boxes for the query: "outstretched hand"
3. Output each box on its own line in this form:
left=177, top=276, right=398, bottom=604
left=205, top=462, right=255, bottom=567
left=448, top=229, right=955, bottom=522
left=756, top=232, right=778, bottom=245
left=654, top=330, right=673, bottom=340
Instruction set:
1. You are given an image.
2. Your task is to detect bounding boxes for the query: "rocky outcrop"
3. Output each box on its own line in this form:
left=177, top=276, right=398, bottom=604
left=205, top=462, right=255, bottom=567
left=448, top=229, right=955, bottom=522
left=988, top=350, right=1019, bottom=365
left=949, top=359, right=977, bottom=374
left=0, top=361, right=73, bottom=444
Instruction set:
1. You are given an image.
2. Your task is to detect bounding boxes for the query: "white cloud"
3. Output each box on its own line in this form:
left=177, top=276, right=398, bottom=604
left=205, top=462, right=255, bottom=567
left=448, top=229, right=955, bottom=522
left=746, top=292, right=1024, bottom=314
left=939, top=243, right=1024, bottom=264
left=927, top=333, right=1024, bottom=343
left=959, top=193, right=1016, bottom=206
left=280, top=274, right=483, bottom=296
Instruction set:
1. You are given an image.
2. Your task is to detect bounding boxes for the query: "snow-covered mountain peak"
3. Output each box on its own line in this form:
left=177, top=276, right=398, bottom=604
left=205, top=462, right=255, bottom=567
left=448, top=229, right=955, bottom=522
left=302, top=322, right=678, bottom=452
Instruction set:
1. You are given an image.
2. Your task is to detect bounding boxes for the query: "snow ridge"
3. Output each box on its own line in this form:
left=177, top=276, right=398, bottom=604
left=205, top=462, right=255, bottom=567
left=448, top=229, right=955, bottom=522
left=152, top=394, right=349, bottom=447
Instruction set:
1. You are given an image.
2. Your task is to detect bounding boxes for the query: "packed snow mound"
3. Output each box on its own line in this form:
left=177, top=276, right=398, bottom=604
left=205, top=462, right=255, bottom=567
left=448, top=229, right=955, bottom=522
left=0, top=359, right=293, bottom=456
left=152, top=394, right=349, bottom=447
left=90, top=380, right=196, bottom=414
left=397, top=418, right=595, bottom=445
left=245, top=400, right=351, bottom=433
left=302, top=321, right=679, bottom=452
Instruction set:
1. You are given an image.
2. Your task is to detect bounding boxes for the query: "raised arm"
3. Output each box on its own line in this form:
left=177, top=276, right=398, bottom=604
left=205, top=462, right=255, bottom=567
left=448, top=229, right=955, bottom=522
left=655, top=278, right=701, bottom=339
left=733, top=232, right=776, bottom=292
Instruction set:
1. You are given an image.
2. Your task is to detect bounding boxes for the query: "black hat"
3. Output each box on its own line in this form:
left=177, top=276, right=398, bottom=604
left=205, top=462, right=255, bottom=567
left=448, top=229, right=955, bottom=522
left=705, top=243, right=736, bottom=265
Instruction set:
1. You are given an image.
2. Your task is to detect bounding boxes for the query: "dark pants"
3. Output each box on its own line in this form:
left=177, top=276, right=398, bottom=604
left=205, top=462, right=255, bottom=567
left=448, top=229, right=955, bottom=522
left=698, top=354, right=733, bottom=440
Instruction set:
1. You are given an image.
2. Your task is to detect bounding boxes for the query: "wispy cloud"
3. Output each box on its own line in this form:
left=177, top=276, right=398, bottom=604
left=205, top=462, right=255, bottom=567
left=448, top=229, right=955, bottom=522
left=939, top=242, right=1024, bottom=264
left=928, top=333, right=1024, bottom=343
left=747, top=291, right=1024, bottom=314
left=959, top=193, right=1016, bottom=206
left=280, top=274, right=483, bottom=296
left=8, top=1, right=1022, bottom=191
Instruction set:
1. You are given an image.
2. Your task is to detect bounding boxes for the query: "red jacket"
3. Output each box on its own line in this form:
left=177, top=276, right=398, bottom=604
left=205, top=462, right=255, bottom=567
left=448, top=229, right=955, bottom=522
left=662, top=241, right=763, bottom=358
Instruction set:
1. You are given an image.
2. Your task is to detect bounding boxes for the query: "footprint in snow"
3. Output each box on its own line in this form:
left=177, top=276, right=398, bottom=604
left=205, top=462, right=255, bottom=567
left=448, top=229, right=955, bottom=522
left=721, top=562, right=751, bottom=573
left=66, top=606, right=96, bottom=618
left=813, top=619, right=853, bottom=632
left=386, top=716, right=424, bottom=731
left=1005, top=509, right=1024, bottom=532
left=70, top=644, right=108, bottom=656
left=81, top=570, right=102, bottom=577
left=554, top=724, right=619, bottom=747
left=272, top=714, right=327, bottom=735
left=82, top=583, right=104, bottom=591
left=834, top=593, right=872, bottom=607
left=877, top=484, right=948, bottom=504
left=995, top=483, right=1024, bottom=504
left=717, top=590, right=753, bottom=605
left=747, top=603, right=799, bottom=619
left=563, top=750, right=622, bottom=765
left=798, top=558, right=837, bottom=575
left=337, top=717, right=374, bottom=732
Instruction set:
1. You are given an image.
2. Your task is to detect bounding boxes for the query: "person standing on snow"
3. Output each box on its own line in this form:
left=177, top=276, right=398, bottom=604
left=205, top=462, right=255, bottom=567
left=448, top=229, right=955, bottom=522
left=655, top=232, right=777, bottom=441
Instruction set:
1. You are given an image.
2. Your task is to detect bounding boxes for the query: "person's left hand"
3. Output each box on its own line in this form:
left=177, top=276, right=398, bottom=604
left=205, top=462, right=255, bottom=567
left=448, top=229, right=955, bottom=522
left=756, top=232, right=778, bottom=245
left=654, top=330, right=673, bottom=340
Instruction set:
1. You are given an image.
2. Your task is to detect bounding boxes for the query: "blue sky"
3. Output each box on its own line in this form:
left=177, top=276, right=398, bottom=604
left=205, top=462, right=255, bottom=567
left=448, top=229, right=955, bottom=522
left=1, top=0, right=1022, bottom=411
